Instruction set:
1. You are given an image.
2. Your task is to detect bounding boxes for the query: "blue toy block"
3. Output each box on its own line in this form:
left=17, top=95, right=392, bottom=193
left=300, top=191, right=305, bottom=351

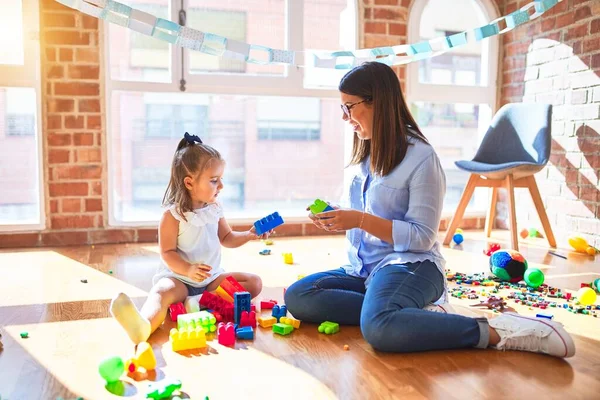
left=234, top=291, right=251, bottom=324
left=254, top=212, right=284, bottom=235
left=536, top=312, right=554, bottom=320
left=235, top=326, right=254, bottom=340
left=271, top=304, right=287, bottom=322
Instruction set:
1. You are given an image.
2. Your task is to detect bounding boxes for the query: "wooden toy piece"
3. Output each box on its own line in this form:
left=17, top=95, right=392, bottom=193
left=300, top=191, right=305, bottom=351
left=258, top=316, right=277, bottom=328
left=318, top=321, right=339, bottom=335
left=218, top=322, right=236, bottom=346
left=273, top=323, right=293, bottom=336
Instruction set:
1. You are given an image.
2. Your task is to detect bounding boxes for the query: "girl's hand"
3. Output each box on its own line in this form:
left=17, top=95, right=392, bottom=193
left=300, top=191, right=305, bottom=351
left=247, top=226, right=274, bottom=241
left=187, top=263, right=212, bottom=282
left=311, top=209, right=363, bottom=232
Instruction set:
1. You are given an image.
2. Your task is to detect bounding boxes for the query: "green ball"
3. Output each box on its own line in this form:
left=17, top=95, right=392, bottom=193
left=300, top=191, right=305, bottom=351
left=98, top=356, right=124, bottom=383
left=524, top=268, right=545, bottom=288
left=528, top=228, right=539, bottom=237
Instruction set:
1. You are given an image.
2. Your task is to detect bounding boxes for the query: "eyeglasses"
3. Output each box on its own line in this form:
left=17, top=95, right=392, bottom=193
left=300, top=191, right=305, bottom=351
left=341, top=98, right=370, bottom=118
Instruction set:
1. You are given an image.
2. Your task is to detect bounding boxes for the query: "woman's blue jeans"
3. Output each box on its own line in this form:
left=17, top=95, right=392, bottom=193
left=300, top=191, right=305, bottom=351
left=284, top=261, right=489, bottom=352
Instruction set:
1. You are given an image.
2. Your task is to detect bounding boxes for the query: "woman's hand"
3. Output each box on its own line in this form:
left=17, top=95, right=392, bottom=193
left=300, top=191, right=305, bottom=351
left=187, top=263, right=212, bottom=282
left=309, top=208, right=364, bottom=232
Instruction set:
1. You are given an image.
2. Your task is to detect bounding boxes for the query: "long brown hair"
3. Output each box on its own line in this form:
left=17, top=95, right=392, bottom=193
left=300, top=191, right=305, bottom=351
left=162, top=136, right=223, bottom=220
left=339, top=61, right=428, bottom=176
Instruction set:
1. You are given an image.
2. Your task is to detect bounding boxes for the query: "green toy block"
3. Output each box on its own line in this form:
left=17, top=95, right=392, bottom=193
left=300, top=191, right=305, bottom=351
left=308, top=199, right=334, bottom=214
left=146, top=378, right=182, bottom=399
left=318, top=321, right=339, bottom=335
left=177, top=311, right=217, bottom=333
left=273, top=323, right=293, bottom=336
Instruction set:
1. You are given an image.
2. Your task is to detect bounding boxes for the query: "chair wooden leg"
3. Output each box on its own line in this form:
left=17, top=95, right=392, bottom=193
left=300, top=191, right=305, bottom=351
left=504, top=174, right=519, bottom=251
left=485, top=187, right=498, bottom=238
left=443, top=174, right=479, bottom=246
left=526, top=175, right=557, bottom=248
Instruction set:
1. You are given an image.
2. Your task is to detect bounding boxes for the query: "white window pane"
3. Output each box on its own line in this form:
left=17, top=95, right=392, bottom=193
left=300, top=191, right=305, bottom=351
left=110, top=91, right=345, bottom=223
left=410, top=101, right=491, bottom=212
left=187, top=0, right=285, bottom=76
left=303, top=0, right=354, bottom=89
left=0, top=87, right=40, bottom=224
left=108, top=1, right=171, bottom=83
left=418, top=0, right=486, bottom=86
left=0, top=1, right=24, bottom=65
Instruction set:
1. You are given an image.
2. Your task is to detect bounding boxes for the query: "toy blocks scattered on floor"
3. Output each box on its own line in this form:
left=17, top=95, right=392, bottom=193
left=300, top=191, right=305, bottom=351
left=200, top=291, right=234, bottom=322
left=240, top=310, right=257, bottom=328
left=178, top=311, right=217, bottom=333
left=234, top=292, right=251, bottom=324
left=273, top=323, right=294, bottom=336
left=235, top=326, right=254, bottom=340
left=280, top=316, right=301, bottom=329
left=282, top=253, right=294, bottom=264
left=170, top=327, right=206, bottom=351
left=318, top=321, right=339, bottom=335
left=254, top=212, right=284, bottom=235
left=218, top=322, right=236, bottom=346
left=258, top=316, right=277, bottom=328
left=272, top=305, right=287, bottom=322
left=168, top=302, right=185, bottom=321
left=308, top=198, right=334, bottom=214
left=260, top=299, right=277, bottom=309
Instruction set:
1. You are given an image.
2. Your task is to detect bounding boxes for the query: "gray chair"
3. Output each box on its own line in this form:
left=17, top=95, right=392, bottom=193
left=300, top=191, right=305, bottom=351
left=443, top=103, right=556, bottom=250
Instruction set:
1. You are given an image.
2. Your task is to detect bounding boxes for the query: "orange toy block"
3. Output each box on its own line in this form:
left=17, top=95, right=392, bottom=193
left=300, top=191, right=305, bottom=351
left=215, top=286, right=233, bottom=303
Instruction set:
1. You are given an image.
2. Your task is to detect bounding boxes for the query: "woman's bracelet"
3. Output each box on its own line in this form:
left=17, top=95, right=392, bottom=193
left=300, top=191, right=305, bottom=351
left=358, top=211, right=366, bottom=229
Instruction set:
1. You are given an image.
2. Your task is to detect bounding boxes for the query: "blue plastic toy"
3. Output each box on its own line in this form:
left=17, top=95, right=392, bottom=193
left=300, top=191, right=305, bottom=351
left=235, top=326, right=254, bottom=340
left=254, top=212, right=284, bottom=235
left=272, top=304, right=287, bottom=322
left=234, top=292, right=251, bottom=324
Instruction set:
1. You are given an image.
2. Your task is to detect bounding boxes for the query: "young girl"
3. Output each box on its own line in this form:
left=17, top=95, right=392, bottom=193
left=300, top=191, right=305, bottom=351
left=110, top=133, right=269, bottom=344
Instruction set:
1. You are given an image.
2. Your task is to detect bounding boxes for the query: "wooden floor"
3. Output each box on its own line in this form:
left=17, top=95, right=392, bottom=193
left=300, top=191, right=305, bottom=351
left=1, top=230, right=599, bottom=400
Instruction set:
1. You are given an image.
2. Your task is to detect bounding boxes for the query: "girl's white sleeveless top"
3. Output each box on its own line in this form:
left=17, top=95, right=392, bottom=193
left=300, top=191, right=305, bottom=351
left=152, top=203, right=224, bottom=288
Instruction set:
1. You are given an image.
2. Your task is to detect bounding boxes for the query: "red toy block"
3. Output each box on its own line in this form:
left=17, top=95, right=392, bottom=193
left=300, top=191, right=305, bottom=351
left=260, top=300, right=278, bottom=309
left=250, top=304, right=256, bottom=312
left=169, top=302, right=186, bottom=322
left=200, top=292, right=234, bottom=322
left=240, top=310, right=257, bottom=328
left=220, top=276, right=246, bottom=298
left=218, top=322, right=235, bottom=346
left=212, top=311, right=223, bottom=323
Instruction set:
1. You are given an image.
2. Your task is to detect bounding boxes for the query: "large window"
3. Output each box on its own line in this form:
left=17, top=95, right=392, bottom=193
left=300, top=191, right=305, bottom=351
left=106, top=0, right=357, bottom=224
left=408, top=0, right=498, bottom=213
left=0, top=0, right=43, bottom=229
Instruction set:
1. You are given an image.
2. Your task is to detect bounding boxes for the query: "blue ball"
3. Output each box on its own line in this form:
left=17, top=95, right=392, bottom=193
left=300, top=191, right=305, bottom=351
left=453, top=233, right=464, bottom=244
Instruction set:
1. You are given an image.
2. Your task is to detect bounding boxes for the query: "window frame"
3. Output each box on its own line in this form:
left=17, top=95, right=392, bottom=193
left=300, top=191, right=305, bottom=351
left=0, top=0, right=44, bottom=232
left=407, top=0, right=500, bottom=217
left=105, top=0, right=358, bottom=227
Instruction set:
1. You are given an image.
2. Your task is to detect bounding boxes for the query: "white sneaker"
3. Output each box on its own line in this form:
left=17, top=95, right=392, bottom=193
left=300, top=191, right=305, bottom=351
left=423, top=303, right=456, bottom=313
left=488, top=313, right=575, bottom=358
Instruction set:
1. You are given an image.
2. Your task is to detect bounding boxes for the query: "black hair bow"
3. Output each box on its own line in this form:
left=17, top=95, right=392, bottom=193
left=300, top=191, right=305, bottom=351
left=184, top=132, right=202, bottom=144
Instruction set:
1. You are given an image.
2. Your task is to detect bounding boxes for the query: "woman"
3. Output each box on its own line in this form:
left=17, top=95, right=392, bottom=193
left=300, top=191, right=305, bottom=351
left=284, top=62, right=575, bottom=357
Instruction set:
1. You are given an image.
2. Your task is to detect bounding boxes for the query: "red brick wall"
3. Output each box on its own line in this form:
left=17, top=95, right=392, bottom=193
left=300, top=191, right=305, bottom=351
left=0, top=0, right=486, bottom=248
left=499, top=0, right=600, bottom=249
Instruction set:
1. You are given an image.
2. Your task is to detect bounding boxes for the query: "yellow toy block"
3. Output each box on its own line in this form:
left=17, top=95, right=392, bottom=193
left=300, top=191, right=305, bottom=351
left=280, top=317, right=301, bottom=329
left=283, top=253, right=294, bottom=264
left=258, top=316, right=277, bottom=328
left=135, top=341, right=157, bottom=370
left=297, top=274, right=306, bottom=281
left=169, top=327, right=206, bottom=352
left=215, top=286, right=234, bottom=303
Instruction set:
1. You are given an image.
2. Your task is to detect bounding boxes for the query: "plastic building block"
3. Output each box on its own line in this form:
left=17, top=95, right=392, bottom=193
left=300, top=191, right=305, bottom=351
left=272, top=305, right=287, bottom=322
left=169, top=302, right=186, bottom=322
left=218, top=322, right=235, bottom=346
left=282, top=253, right=294, bottom=264
left=169, top=327, right=206, bottom=352
left=215, top=286, right=234, bottom=303
left=258, top=316, right=277, bottom=328
left=259, top=249, right=271, bottom=255
left=309, top=198, right=334, bottom=214
left=280, top=316, right=301, bottom=329
left=536, top=312, right=554, bottom=320
left=200, top=292, right=234, bottom=322
left=318, top=321, right=339, bottom=335
left=220, top=276, right=246, bottom=298
left=234, top=291, right=251, bottom=324
left=146, top=378, right=182, bottom=399
left=264, top=239, right=274, bottom=245
left=135, top=342, right=157, bottom=370
left=235, top=326, right=254, bottom=340
left=98, top=356, right=124, bottom=383
left=273, top=323, right=293, bottom=336
left=254, top=212, right=284, bottom=235
left=178, top=311, right=217, bottom=333
left=240, top=310, right=257, bottom=328
left=260, top=299, right=277, bottom=309
left=251, top=304, right=256, bottom=312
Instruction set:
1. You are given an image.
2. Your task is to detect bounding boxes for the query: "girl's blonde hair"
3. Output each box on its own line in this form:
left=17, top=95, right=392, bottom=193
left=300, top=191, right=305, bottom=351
left=162, top=133, right=223, bottom=219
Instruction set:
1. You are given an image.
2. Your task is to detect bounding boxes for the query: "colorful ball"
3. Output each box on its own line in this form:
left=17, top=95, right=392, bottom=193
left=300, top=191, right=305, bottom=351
left=489, top=250, right=528, bottom=282
left=577, top=287, right=597, bottom=306
left=524, top=268, right=544, bottom=288
left=453, top=233, right=464, bottom=245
